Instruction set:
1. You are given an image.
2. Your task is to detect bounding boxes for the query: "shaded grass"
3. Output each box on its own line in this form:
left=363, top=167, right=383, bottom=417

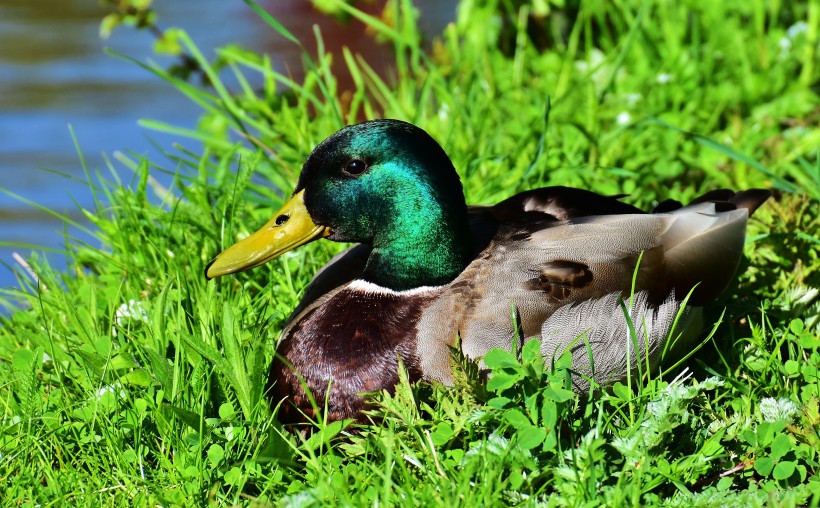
left=1, top=0, right=819, bottom=505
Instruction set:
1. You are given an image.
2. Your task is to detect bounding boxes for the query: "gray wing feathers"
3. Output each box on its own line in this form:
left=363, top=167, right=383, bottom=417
left=456, top=207, right=746, bottom=380
left=539, top=291, right=703, bottom=392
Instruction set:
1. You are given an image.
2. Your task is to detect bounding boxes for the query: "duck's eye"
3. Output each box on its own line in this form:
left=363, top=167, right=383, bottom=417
left=343, top=159, right=368, bottom=176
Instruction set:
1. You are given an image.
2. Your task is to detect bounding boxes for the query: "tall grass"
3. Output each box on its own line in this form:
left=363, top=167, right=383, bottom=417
left=1, top=0, right=818, bottom=505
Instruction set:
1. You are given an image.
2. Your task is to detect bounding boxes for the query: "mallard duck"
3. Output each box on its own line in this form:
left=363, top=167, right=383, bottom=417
left=206, top=119, right=770, bottom=424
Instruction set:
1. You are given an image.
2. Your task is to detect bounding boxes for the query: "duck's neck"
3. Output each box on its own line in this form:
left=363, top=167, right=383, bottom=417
left=363, top=200, right=471, bottom=291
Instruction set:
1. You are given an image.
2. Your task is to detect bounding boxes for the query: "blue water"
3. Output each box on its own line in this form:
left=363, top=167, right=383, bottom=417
left=0, top=0, right=454, bottom=303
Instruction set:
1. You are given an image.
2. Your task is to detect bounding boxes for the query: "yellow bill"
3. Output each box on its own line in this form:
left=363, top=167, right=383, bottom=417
left=205, top=190, right=330, bottom=279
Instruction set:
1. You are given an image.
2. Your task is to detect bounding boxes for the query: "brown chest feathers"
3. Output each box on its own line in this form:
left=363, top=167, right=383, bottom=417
left=268, top=285, right=435, bottom=424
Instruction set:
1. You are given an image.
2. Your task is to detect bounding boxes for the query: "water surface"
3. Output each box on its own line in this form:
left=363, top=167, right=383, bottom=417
left=0, top=0, right=454, bottom=301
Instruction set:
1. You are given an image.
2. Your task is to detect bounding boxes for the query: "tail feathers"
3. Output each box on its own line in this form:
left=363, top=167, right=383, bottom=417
left=539, top=291, right=702, bottom=393
left=728, top=189, right=771, bottom=216
left=656, top=188, right=770, bottom=304
left=661, top=206, right=749, bottom=304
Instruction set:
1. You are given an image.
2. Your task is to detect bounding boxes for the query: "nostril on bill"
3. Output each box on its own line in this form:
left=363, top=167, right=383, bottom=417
left=274, top=214, right=289, bottom=226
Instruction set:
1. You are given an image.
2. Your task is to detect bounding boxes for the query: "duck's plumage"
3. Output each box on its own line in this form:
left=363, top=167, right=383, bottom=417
left=206, top=119, right=770, bottom=424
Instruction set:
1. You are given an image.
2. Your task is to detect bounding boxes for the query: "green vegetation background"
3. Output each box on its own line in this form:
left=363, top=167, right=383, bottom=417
left=1, top=0, right=819, bottom=505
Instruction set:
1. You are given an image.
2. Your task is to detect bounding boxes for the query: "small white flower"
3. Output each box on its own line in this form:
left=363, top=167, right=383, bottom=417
left=625, top=93, right=641, bottom=107
left=759, top=397, right=801, bottom=422
left=575, top=49, right=605, bottom=75
left=113, top=299, right=148, bottom=336
left=616, top=111, right=631, bottom=126
left=656, top=73, right=672, bottom=84
left=438, top=103, right=450, bottom=121
left=97, top=383, right=126, bottom=400
left=115, top=299, right=148, bottom=322
left=787, top=21, right=808, bottom=39
left=779, top=22, right=808, bottom=58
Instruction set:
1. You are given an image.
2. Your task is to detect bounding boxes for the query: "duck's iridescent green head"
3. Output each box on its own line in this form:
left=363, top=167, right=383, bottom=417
left=206, top=120, right=472, bottom=291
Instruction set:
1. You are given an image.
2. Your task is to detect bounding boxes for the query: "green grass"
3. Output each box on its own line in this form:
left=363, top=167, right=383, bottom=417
left=1, top=0, right=819, bottom=505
